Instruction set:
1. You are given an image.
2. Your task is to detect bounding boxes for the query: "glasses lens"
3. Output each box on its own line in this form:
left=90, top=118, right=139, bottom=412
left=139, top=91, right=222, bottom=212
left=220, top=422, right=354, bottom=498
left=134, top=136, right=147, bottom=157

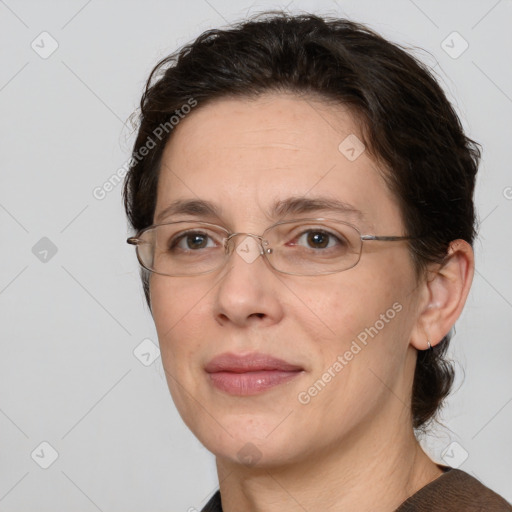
left=138, top=222, right=228, bottom=276
left=265, top=220, right=362, bottom=275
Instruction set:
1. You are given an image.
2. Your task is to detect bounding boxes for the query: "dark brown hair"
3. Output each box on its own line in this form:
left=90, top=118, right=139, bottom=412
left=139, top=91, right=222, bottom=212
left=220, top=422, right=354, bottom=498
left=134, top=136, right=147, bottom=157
left=123, top=12, right=481, bottom=432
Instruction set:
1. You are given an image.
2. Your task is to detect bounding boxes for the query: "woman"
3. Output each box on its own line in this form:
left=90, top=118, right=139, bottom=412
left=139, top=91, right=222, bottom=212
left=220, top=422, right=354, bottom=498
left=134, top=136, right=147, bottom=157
left=124, top=13, right=512, bottom=511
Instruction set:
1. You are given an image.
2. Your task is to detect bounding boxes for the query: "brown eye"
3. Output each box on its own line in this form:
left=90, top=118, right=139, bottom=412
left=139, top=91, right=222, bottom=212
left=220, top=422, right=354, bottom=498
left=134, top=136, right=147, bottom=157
left=185, top=233, right=208, bottom=249
left=306, top=231, right=330, bottom=249
left=170, top=231, right=215, bottom=251
left=296, top=230, right=343, bottom=250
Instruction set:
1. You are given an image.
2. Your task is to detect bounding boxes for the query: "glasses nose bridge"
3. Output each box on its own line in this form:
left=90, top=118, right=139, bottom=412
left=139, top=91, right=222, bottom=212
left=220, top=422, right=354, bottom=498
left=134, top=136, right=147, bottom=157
left=225, top=231, right=269, bottom=255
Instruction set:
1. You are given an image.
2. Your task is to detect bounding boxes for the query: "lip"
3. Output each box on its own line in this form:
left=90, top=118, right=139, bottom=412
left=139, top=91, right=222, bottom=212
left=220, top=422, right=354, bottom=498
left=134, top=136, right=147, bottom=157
left=205, top=352, right=304, bottom=396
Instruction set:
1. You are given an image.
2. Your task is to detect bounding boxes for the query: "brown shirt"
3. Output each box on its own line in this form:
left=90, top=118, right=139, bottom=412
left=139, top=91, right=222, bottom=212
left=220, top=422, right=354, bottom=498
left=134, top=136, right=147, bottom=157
left=200, top=466, right=512, bottom=511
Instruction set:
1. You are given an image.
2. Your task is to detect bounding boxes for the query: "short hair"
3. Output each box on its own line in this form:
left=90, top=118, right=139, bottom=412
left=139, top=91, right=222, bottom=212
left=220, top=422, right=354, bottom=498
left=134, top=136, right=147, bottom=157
left=123, top=12, right=481, bottom=432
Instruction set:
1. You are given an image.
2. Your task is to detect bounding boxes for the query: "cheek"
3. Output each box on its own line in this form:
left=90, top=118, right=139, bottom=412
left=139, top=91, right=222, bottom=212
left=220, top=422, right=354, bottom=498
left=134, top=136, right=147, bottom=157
left=305, top=253, right=415, bottom=363
left=150, top=277, right=210, bottom=416
left=302, top=270, right=401, bottom=334
left=297, top=277, right=413, bottom=420
left=150, top=276, right=207, bottom=360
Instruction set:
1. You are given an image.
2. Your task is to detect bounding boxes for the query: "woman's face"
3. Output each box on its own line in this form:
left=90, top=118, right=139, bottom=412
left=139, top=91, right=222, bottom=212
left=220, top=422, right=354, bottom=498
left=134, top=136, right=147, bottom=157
left=150, top=93, right=424, bottom=467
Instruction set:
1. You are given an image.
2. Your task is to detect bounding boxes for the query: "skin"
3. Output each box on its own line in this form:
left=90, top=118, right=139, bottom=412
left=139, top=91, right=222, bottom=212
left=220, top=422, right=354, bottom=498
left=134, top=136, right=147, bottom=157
left=149, top=93, right=474, bottom=511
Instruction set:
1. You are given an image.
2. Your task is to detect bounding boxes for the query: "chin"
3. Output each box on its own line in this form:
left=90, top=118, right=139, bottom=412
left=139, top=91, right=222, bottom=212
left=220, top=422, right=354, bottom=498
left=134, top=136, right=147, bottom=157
left=189, top=410, right=313, bottom=469
left=205, top=435, right=298, bottom=469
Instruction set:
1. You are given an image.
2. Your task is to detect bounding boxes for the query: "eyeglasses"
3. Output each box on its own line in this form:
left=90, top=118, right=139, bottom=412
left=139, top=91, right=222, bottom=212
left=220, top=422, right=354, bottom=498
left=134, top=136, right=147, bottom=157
left=127, top=218, right=414, bottom=277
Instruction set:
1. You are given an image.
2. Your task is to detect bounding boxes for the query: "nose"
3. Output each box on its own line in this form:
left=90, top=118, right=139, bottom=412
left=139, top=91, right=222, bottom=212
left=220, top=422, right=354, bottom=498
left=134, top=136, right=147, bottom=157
left=213, top=233, right=284, bottom=328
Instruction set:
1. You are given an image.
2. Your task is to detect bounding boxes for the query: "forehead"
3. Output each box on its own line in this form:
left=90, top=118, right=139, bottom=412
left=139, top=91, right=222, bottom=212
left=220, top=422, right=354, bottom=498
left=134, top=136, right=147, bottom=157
left=155, top=93, right=400, bottom=232
left=162, top=92, right=360, bottom=169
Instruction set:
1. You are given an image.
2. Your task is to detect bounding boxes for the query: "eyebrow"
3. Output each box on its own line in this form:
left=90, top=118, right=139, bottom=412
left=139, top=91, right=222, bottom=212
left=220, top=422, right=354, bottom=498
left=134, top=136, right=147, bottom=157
left=155, top=196, right=366, bottom=224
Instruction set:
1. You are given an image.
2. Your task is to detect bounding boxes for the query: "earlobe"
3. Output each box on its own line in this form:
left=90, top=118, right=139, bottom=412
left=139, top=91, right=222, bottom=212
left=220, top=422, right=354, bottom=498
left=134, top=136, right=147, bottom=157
left=410, top=239, right=474, bottom=351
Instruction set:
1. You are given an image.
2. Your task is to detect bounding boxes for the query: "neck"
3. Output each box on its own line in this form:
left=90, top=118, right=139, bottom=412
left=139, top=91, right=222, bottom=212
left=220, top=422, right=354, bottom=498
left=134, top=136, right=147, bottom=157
left=215, top=407, right=443, bottom=512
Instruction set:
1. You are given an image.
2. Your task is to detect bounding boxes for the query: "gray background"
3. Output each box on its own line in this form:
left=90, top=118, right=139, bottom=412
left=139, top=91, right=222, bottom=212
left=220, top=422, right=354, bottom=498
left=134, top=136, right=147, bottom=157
left=1, top=0, right=511, bottom=510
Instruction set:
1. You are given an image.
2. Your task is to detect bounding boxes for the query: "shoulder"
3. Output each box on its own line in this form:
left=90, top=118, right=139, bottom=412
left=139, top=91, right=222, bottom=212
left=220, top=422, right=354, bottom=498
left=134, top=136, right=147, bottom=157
left=200, top=469, right=512, bottom=512
left=200, top=490, right=222, bottom=512
left=396, top=467, right=512, bottom=512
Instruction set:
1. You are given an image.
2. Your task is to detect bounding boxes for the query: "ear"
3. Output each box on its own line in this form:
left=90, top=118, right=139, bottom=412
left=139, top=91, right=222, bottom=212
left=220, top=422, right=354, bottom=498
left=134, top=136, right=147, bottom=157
left=410, top=239, right=474, bottom=350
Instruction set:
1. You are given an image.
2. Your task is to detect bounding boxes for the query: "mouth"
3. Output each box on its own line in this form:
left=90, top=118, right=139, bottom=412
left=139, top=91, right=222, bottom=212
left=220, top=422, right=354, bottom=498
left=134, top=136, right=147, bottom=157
left=205, top=352, right=304, bottom=396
